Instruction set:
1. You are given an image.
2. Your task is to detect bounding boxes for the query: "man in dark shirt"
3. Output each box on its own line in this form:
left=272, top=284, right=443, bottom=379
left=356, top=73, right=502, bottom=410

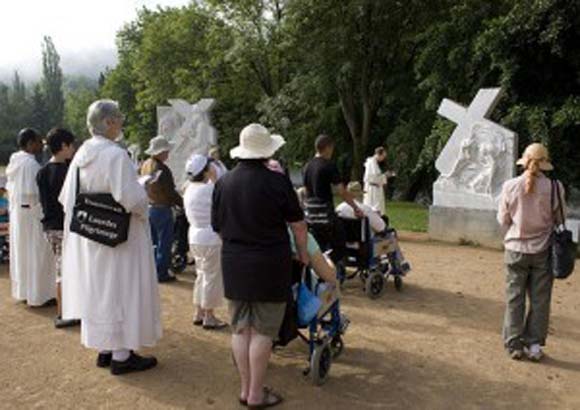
left=141, top=135, right=183, bottom=283
left=212, top=123, right=308, bottom=409
left=36, top=128, right=79, bottom=328
left=303, top=134, right=362, bottom=261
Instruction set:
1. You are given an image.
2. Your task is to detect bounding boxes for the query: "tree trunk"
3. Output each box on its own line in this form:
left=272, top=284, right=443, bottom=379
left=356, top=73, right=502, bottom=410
left=351, top=136, right=363, bottom=181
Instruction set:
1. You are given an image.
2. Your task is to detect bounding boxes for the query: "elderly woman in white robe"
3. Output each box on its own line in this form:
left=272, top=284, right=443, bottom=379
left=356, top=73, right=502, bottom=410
left=59, top=100, right=162, bottom=375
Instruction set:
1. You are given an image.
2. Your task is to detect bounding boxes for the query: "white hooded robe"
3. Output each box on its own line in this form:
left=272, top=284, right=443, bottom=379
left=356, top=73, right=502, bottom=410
left=59, top=136, right=162, bottom=350
left=363, top=156, right=387, bottom=216
left=6, top=151, right=56, bottom=306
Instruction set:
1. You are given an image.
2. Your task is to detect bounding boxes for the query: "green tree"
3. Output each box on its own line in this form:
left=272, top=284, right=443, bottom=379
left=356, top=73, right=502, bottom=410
left=30, top=84, right=50, bottom=133
left=41, top=36, right=65, bottom=128
left=64, top=86, right=97, bottom=139
left=286, top=0, right=448, bottom=179
left=415, top=0, right=580, bottom=193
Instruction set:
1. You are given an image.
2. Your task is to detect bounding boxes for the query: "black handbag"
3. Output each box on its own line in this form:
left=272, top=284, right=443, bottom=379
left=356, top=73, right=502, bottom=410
left=69, top=168, right=131, bottom=247
left=549, top=179, right=577, bottom=279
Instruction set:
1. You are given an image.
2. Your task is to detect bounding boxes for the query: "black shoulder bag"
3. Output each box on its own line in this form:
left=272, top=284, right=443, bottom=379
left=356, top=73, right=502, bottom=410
left=550, top=179, right=577, bottom=279
left=69, top=168, right=131, bottom=247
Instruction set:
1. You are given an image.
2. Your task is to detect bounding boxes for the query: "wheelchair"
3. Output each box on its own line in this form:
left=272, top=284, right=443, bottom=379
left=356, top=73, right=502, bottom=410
left=170, top=207, right=192, bottom=274
left=341, top=216, right=410, bottom=299
left=275, top=261, right=349, bottom=386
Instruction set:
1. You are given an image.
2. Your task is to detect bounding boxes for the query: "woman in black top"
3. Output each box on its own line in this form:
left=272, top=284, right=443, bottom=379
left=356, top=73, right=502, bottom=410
left=212, top=124, right=308, bottom=409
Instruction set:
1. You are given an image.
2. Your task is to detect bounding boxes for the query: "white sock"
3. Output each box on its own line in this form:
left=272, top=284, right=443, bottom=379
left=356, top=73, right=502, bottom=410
left=113, top=349, right=131, bottom=362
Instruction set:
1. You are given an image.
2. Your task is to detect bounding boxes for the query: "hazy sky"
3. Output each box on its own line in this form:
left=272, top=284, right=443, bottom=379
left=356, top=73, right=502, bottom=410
left=0, top=0, right=190, bottom=81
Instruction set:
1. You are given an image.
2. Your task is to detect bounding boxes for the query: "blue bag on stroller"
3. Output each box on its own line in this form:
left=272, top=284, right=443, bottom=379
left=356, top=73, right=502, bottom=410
left=297, top=282, right=322, bottom=326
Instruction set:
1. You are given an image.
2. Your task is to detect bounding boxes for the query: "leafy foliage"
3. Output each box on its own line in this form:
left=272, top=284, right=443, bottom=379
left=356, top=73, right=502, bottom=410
left=1, top=0, right=579, bottom=202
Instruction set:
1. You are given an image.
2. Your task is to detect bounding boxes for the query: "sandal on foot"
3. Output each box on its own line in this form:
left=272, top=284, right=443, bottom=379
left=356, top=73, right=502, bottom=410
left=247, top=387, right=283, bottom=410
left=239, top=386, right=273, bottom=407
left=202, top=318, right=228, bottom=330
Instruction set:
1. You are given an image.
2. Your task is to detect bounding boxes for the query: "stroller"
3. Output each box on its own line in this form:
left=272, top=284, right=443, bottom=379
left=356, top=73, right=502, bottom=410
left=275, top=261, right=349, bottom=385
left=170, top=207, right=191, bottom=274
left=341, top=216, right=411, bottom=299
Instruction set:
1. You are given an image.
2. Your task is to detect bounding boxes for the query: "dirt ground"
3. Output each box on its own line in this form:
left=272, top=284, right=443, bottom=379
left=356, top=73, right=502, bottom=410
left=1, top=236, right=580, bottom=410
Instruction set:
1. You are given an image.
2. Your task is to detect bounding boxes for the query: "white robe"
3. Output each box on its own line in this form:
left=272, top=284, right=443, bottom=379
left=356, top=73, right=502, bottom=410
left=59, top=135, right=162, bottom=351
left=363, top=156, right=387, bottom=215
left=6, top=151, right=56, bottom=306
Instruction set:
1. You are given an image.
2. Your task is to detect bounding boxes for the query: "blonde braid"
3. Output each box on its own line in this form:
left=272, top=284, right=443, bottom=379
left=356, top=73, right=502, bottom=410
left=524, top=159, right=540, bottom=194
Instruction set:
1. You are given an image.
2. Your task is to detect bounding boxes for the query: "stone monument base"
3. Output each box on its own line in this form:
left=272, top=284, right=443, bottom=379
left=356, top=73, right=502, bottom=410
left=429, top=206, right=503, bottom=249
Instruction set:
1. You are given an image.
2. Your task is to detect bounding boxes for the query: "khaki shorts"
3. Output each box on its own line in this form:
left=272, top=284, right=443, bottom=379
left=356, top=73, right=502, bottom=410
left=228, top=300, right=286, bottom=339
left=45, top=230, right=63, bottom=283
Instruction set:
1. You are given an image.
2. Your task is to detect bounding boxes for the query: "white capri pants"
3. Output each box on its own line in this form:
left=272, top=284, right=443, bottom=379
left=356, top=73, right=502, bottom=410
left=191, top=244, right=224, bottom=310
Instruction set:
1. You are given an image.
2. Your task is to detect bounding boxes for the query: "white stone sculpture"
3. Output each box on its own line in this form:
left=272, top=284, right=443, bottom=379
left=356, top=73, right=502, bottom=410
left=156, top=98, right=218, bottom=188
left=433, top=88, right=517, bottom=210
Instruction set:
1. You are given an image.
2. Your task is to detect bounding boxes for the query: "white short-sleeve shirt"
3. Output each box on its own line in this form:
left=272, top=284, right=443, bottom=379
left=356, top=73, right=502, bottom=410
left=183, top=182, right=221, bottom=246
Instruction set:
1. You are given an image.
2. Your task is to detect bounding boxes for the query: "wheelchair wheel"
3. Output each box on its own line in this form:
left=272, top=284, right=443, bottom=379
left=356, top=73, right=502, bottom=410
left=310, top=340, right=332, bottom=386
left=330, top=335, right=344, bottom=359
left=365, top=270, right=385, bottom=299
left=170, top=252, right=187, bottom=274
left=394, top=275, right=403, bottom=291
left=359, top=269, right=369, bottom=284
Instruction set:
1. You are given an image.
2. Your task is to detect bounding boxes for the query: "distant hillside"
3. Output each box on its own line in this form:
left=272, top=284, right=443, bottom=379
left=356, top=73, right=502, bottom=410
left=0, top=47, right=117, bottom=83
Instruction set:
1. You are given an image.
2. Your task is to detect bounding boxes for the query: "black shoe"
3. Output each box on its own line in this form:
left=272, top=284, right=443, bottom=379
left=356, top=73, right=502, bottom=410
left=41, top=298, right=58, bottom=307
left=54, top=316, right=81, bottom=329
left=97, top=352, right=113, bottom=368
left=110, top=352, right=158, bottom=375
left=158, top=275, right=177, bottom=283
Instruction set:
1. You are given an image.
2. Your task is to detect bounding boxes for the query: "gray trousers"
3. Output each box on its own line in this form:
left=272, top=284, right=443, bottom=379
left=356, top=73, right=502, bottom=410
left=503, top=249, right=553, bottom=349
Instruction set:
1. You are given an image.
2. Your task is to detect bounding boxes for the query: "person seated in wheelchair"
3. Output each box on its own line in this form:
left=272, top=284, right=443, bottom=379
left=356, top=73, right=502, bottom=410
left=335, top=181, right=410, bottom=274
left=289, top=228, right=339, bottom=289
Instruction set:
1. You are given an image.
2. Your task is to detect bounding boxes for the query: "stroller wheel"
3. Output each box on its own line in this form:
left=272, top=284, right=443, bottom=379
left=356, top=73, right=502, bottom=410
left=330, top=335, right=344, bottom=359
left=365, top=270, right=385, bottom=299
left=394, top=275, right=403, bottom=291
left=310, top=340, right=332, bottom=386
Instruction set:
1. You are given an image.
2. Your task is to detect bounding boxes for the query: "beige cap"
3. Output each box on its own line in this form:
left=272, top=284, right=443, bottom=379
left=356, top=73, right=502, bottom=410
left=516, top=143, right=553, bottom=171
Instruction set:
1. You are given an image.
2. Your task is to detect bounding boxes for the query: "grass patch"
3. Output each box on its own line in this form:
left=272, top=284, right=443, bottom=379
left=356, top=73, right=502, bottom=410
left=386, top=201, right=428, bottom=232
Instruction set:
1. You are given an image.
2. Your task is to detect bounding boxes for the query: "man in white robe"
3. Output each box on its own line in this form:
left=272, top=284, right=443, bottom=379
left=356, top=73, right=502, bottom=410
left=363, top=146, right=393, bottom=216
left=6, top=128, right=56, bottom=306
left=60, top=100, right=162, bottom=375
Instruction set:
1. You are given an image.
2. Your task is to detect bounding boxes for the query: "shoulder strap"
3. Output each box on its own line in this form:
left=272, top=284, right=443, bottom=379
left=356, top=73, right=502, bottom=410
left=552, top=178, right=566, bottom=229
left=75, top=167, right=81, bottom=198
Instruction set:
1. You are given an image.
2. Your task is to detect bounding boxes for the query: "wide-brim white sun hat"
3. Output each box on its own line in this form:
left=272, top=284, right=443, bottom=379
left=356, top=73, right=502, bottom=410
left=145, top=135, right=175, bottom=156
left=230, top=123, right=285, bottom=159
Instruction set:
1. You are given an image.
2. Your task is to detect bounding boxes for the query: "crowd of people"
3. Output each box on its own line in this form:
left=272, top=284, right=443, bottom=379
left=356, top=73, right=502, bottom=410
left=2, top=97, right=568, bottom=408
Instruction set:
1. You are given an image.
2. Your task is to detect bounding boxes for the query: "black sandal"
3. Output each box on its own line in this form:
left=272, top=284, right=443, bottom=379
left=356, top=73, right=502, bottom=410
left=239, top=386, right=276, bottom=407
left=247, top=387, right=283, bottom=410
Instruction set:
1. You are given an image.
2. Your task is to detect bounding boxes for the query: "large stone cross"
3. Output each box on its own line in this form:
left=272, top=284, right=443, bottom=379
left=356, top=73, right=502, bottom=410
left=436, top=88, right=504, bottom=177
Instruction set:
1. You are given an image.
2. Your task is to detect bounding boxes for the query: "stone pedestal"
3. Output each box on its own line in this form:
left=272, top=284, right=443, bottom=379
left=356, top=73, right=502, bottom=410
left=428, top=206, right=503, bottom=249
left=566, top=218, right=580, bottom=243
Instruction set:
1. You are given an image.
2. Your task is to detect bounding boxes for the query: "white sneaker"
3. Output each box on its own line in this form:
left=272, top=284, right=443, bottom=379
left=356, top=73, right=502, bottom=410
left=526, top=344, right=544, bottom=362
